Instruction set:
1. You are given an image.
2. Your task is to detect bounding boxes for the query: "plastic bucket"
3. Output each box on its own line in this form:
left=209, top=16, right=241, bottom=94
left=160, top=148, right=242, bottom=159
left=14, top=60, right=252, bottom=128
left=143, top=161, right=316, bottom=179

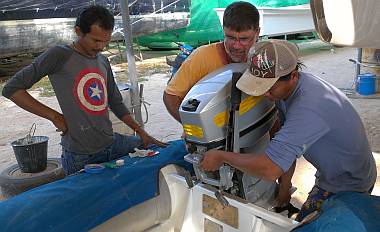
left=361, top=48, right=380, bottom=93
left=357, top=73, right=377, bottom=95
left=11, top=136, right=49, bottom=173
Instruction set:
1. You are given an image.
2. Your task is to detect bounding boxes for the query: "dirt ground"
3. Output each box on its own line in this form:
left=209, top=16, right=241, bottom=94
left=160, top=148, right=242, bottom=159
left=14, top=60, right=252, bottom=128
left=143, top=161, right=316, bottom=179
left=0, top=43, right=379, bottom=205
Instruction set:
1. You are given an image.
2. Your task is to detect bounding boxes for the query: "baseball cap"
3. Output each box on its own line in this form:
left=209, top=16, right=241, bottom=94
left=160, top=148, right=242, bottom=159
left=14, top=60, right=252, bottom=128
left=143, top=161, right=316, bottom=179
left=236, top=39, right=299, bottom=96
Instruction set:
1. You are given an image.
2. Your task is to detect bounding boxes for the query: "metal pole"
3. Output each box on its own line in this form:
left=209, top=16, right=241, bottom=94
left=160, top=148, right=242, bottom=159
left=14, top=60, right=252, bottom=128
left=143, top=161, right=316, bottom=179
left=120, top=0, right=144, bottom=127
left=356, top=48, right=362, bottom=77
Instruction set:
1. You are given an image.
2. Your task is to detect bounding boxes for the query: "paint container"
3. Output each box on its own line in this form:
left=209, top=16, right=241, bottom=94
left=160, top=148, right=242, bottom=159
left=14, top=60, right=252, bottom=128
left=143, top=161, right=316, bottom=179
left=84, top=164, right=105, bottom=174
left=361, top=48, right=380, bottom=93
left=357, top=73, right=377, bottom=95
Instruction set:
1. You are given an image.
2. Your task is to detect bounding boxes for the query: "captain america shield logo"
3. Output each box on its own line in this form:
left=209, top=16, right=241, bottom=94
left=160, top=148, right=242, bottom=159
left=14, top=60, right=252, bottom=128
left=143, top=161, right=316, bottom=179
left=74, top=68, right=108, bottom=115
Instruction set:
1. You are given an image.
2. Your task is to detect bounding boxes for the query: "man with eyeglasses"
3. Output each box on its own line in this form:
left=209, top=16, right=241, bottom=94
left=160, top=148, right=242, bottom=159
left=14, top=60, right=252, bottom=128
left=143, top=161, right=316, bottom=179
left=199, top=39, right=377, bottom=222
left=163, top=1, right=260, bottom=122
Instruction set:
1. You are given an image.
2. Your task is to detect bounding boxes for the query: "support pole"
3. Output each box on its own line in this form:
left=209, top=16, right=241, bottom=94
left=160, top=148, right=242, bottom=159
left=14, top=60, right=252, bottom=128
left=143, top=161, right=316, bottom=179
left=120, top=0, right=144, bottom=127
left=356, top=48, right=362, bottom=78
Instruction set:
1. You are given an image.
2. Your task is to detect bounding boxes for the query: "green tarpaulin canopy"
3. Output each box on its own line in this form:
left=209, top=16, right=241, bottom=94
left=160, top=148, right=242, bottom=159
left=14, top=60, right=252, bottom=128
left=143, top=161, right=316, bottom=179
left=136, top=0, right=310, bottom=49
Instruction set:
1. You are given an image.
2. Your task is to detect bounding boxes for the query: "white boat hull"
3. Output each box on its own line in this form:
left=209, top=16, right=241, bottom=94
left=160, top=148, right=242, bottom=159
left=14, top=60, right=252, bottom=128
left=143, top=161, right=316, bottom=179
left=0, top=12, right=189, bottom=58
left=214, top=4, right=315, bottom=37
left=92, top=164, right=297, bottom=232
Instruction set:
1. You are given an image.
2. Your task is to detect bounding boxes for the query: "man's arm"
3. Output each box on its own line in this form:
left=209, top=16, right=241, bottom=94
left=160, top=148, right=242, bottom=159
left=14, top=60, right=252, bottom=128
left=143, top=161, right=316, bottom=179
left=9, top=89, right=67, bottom=134
left=2, top=46, right=72, bottom=134
left=200, top=149, right=284, bottom=181
left=163, top=91, right=183, bottom=123
left=120, top=113, right=167, bottom=147
left=268, top=115, right=295, bottom=206
left=269, top=116, right=281, bottom=139
left=276, top=161, right=296, bottom=207
left=163, top=46, right=207, bottom=123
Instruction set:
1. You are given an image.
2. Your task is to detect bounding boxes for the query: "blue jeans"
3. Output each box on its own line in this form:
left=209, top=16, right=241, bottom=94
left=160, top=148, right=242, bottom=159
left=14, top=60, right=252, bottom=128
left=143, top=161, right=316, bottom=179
left=295, top=186, right=335, bottom=222
left=295, top=184, right=374, bottom=222
left=61, top=133, right=143, bottom=175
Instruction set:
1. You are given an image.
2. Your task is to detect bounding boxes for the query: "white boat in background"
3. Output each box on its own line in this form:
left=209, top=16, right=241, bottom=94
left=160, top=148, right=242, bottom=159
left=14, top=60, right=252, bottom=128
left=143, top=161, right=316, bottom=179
left=0, top=0, right=191, bottom=59
left=214, top=4, right=315, bottom=37
left=0, top=12, right=190, bottom=59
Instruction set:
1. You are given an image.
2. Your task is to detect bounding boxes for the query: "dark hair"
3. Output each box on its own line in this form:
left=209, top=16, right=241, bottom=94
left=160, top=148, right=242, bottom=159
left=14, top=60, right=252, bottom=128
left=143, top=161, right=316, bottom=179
left=278, top=61, right=305, bottom=81
left=75, top=5, right=115, bottom=34
left=223, top=1, right=259, bottom=31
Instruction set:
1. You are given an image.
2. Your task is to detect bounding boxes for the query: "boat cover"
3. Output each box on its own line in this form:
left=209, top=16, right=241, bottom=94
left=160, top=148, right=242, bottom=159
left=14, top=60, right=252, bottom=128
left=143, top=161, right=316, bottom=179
left=0, top=140, right=192, bottom=232
left=293, top=191, right=380, bottom=232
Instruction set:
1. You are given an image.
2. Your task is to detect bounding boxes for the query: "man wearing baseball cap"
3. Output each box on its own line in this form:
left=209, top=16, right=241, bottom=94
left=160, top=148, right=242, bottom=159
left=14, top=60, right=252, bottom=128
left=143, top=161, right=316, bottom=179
left=200, top=39, right=377, bottom=221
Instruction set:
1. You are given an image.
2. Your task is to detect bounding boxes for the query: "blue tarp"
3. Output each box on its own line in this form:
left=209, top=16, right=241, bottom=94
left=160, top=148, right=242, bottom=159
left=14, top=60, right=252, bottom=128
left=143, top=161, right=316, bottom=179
left=293, top=192, right=380, bottom=232
left=0, top=140, right=192, bottom=232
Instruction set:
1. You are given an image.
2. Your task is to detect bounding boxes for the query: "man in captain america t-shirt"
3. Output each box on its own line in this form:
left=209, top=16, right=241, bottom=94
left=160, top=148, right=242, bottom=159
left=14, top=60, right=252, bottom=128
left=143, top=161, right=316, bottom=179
left=2, top=5, right=166, bottom=175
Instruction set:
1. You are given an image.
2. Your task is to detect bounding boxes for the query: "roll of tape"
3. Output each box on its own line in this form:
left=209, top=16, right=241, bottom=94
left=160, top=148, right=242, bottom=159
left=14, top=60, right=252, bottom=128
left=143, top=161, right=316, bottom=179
left=84, top=164, right=105, bottom=174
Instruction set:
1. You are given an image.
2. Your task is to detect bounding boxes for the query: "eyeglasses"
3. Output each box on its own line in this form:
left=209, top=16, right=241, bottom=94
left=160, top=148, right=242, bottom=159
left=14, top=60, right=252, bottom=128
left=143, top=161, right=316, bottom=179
left=224, top=35, right=255, bottom=46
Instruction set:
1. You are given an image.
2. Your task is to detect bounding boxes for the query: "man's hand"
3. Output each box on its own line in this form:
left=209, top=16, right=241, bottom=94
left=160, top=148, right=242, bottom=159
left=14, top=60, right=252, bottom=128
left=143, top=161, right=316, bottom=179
left=120, top=113, right=167, bottom=147
left=276, top=185, right=291, bottom=207
left=199, top=149, right=225, bottom=171
left=51, top=112, right=67, bottom=136
left=137, top=129, right=168, bottom=148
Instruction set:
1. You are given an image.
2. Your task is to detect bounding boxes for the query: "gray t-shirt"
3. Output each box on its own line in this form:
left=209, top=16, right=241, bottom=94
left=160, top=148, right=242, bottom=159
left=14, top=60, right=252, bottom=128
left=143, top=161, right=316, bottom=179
left=2, top=45, right=129, bottom=154
left=266, top=72, right=377, bottom=193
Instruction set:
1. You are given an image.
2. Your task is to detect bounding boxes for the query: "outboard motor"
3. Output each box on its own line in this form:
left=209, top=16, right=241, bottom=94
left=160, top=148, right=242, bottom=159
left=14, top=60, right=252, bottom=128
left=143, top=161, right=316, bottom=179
left=180, top=63, right=278, bottom=205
